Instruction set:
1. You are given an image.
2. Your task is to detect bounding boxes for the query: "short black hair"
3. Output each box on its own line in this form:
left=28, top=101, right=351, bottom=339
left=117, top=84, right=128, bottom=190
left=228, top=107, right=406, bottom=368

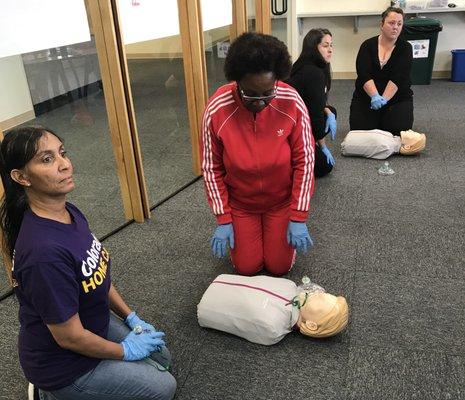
left=381, top=6, right=404, bottom=23
left=224, top=32, right=292, bottom=82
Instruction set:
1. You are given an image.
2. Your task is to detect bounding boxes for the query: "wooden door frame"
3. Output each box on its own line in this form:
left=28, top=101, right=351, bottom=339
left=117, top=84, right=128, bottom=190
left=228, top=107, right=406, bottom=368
left=177, top=0, right=209, bottom=176
left=87, top=0, right=150, bottom=221
left=231, top=0, right=248, bottom=40
left=0, top=131, right=12, bottom=287
left=255, top=0, right=271, bottom=34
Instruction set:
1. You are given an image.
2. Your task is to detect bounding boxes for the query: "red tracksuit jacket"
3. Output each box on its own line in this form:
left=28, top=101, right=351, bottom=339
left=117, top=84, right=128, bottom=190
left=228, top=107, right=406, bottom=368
left=201, top=81, right=315, bottom=225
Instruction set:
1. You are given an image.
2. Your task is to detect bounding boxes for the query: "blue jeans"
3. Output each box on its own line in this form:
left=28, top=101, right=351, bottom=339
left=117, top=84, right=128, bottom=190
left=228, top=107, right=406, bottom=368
left=39, top=314, right=176, bottom=400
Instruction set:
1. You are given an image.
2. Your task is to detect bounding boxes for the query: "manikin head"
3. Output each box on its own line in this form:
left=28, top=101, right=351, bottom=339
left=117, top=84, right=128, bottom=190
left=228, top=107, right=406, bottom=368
left=296, top=289, right=349, bottom=338
left=399, top=129, right=426, bottom=155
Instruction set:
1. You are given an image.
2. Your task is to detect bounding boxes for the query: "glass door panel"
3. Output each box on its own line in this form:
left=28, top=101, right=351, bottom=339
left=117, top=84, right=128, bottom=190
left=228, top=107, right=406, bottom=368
left=271, top=13, right=289, bottom=47
left=247, top=0, right=256, bottom=31
left=201, top=0, right=233, bottom=94
left=0, top=0, right=127, bottom=295
left=118, top=1, right=195, bottom=206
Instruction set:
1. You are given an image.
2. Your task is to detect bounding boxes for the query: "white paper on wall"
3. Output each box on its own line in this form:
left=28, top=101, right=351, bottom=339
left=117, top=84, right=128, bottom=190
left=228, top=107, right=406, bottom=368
left=217, top=41, right=230, bottom=58
left=408, top=39, right=430, bottom=58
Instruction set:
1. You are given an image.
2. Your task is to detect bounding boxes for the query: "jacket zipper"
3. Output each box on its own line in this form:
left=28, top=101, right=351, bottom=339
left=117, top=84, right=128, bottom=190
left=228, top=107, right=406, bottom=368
left=253, top=113, right=264, bottom=197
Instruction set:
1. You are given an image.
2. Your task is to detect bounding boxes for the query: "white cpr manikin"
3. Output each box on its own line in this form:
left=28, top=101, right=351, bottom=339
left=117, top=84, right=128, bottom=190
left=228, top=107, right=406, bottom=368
left=197, top=274, right=348, bottom=345
left=341, top=129, right=426, bottom=159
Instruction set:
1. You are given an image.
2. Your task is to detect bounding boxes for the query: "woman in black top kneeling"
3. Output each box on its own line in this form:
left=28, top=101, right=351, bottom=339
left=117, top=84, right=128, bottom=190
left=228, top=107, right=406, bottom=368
left=287, top=28, right=336, bottom=178
left=350, top=6, right=413, bottom=136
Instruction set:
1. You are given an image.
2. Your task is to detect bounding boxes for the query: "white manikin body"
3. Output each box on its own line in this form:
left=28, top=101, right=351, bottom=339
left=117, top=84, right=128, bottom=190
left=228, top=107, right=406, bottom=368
left=341, top=129, right=401, bottom=159
left=341, top=129, right=426, bottom=159
left=197, top=274, right=299, bottom=345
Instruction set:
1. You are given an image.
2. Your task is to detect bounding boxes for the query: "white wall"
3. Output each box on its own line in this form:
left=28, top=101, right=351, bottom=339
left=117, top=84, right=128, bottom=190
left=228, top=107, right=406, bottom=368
left=430, top=12, right=465, bottom=71
left=297, top=0, right=390, bottom=15
left=0, top=56, right=34, bottom=128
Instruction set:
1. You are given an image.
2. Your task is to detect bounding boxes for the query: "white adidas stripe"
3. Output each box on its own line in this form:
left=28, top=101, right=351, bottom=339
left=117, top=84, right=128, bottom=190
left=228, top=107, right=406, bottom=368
left=202, top=92, right=236, bottom=215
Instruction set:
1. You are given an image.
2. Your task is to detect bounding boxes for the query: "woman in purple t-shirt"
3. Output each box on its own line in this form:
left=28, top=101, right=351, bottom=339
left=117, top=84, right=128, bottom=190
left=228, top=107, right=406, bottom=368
left=0, top=127, right=176, bottom=400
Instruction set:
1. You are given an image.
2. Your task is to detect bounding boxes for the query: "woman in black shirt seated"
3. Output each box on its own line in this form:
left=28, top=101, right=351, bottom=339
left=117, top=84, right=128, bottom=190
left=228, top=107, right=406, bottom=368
left=287, top=28, right=336, bottom=178
left=350, top=6, right=413, bottom=136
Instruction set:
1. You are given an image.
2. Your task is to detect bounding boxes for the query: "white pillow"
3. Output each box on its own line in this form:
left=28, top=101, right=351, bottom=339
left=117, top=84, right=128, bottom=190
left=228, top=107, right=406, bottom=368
left=341, top=129, right=401, bottom=159
left=197, top=274, right=300, bottom=345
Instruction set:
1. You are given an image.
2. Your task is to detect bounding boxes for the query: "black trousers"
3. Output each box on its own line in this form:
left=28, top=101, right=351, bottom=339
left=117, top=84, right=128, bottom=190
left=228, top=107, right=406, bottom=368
left=314, top=105, right=336, bottom=179
left=349, top=98, right=414, bottom=136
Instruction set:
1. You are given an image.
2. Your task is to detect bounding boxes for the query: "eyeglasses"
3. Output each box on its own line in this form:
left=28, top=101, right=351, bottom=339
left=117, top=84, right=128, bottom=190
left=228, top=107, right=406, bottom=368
left=238, top=83, right=277, bottom=103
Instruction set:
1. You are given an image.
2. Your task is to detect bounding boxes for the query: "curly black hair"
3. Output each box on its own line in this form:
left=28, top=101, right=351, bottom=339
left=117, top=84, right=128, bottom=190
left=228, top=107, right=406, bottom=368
left=224, top=32, right=292, bottom=82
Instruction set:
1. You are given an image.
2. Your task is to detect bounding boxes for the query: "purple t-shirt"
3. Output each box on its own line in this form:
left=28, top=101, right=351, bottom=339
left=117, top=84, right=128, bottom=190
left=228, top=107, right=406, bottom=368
left=12, top=203, right=111, bottom=391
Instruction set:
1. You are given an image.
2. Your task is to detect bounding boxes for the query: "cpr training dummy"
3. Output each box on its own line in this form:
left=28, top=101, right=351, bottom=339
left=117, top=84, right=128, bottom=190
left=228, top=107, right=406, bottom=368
left=341, top=129, right=426, bottom=159
left=197, top=274, right=349, bottom=345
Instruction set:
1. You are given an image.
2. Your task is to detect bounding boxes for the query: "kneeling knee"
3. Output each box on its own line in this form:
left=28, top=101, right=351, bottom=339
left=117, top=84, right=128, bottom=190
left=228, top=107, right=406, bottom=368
left=157, top=374, right=177, bottom=400
left=265, top=261, right=292, bottom=277
left=234, top=261, right=263, bottom=276
left=315, top=163, right=333, bottom=178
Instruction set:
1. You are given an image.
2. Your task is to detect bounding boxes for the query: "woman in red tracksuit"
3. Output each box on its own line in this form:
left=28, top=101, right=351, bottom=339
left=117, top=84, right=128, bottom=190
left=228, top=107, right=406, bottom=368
left=201, top=32, right=315, bottom=276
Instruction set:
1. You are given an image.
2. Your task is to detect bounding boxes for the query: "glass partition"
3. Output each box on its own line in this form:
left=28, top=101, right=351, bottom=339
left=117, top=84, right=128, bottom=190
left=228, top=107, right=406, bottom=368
left=247, top=0, right=256, bottom=31
left=0, top=0, right=127, bottom=295
left=272, top=16, right=288, bottom=47
left=118, top=0, right=195, bottom=206
left=0, top=263, right=9, bottom=295
left=201, top=0, right=233, bottom=94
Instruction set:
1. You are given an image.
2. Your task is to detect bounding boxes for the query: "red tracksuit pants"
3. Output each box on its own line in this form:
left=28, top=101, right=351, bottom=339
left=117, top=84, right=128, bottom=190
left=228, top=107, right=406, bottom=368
left=230, top=204, right=296, bottom=276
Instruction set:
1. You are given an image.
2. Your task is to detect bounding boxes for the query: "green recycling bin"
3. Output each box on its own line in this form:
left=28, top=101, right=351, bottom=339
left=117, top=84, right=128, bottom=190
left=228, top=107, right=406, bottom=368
left=400, top=17, right=443, bottom=85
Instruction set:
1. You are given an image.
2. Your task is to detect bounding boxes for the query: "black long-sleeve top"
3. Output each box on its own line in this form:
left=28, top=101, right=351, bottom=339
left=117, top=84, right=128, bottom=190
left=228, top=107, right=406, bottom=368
left=353, top=36, right=413, bottom=104
left=287, top=63, right=329, bottom=141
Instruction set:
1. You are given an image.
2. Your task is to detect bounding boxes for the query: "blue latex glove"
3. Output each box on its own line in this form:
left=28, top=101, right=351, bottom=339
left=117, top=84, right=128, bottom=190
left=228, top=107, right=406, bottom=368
left=370, top=94, right=387, bottom=110
left=286, top=221, right=314, bottom=254
left=121, top=330, right=165, bottom=361
left=320, top=144, right=335, bottom=166
left=211, top=223, right=235, bottom=258
left=125, top=311, right=155, bottom=332
left=324, top=112, right=337, bottom=140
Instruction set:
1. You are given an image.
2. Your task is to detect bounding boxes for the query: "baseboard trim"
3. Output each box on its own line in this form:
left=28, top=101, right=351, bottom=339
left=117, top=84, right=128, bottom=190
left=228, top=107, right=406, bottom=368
left=333, top=70, right=451, bottom=80
left=126, top=52, right=183, bottom=60
left=0, top=109, right=35, bottom=131
left=431, top=70, right=450, bottom=78
left=332, top=72, right=357, bottom=79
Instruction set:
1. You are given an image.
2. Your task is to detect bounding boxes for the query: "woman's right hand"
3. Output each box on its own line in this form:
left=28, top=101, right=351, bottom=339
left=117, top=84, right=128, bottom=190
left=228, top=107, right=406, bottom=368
left=211, top=223, right=235, bottom=258
left=121, top=330, right=165, bottom=361
left=320, top=144, right=335, bottom=166
left=370, top=94, right=387, bottom=110
left=324, top=112, right=337, bottom=140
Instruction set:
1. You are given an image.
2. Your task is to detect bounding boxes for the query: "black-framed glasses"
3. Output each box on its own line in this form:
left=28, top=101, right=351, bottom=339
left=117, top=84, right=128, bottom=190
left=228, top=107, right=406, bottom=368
left=238, top=83, right=277, bottom=103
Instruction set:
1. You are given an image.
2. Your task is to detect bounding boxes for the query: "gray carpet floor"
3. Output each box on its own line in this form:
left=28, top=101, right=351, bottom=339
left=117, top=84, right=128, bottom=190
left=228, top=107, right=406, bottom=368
left=1, top=79, right=465, bottom=399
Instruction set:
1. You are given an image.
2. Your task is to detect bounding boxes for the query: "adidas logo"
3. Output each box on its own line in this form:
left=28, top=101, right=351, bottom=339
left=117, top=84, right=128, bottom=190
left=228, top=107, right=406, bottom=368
left=277, top=129, right=284, bottom=137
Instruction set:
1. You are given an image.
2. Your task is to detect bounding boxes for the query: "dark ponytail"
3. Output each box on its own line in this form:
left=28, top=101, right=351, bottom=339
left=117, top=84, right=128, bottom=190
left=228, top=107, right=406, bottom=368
left=0, top=126, right=58, bottom=258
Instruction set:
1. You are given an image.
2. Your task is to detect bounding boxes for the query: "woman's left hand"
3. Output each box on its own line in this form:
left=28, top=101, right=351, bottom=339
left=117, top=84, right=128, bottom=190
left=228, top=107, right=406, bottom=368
left=325, top=112, right=337, bottom=140
left=287, top=222, right=314, bottom=253
left=320, top=144, right=335, bottom=166
left=125, top=311, right=156, bottom=333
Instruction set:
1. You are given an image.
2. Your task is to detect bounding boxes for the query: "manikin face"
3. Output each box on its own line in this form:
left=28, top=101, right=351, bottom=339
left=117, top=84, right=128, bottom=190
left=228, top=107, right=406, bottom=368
left=381, top=12, right=403, bottom=41
left=15, top=132, right=75, bottom=198
left=317, top=34, right=333, bottom=63
left=238, top=72, right=277, bottom=114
